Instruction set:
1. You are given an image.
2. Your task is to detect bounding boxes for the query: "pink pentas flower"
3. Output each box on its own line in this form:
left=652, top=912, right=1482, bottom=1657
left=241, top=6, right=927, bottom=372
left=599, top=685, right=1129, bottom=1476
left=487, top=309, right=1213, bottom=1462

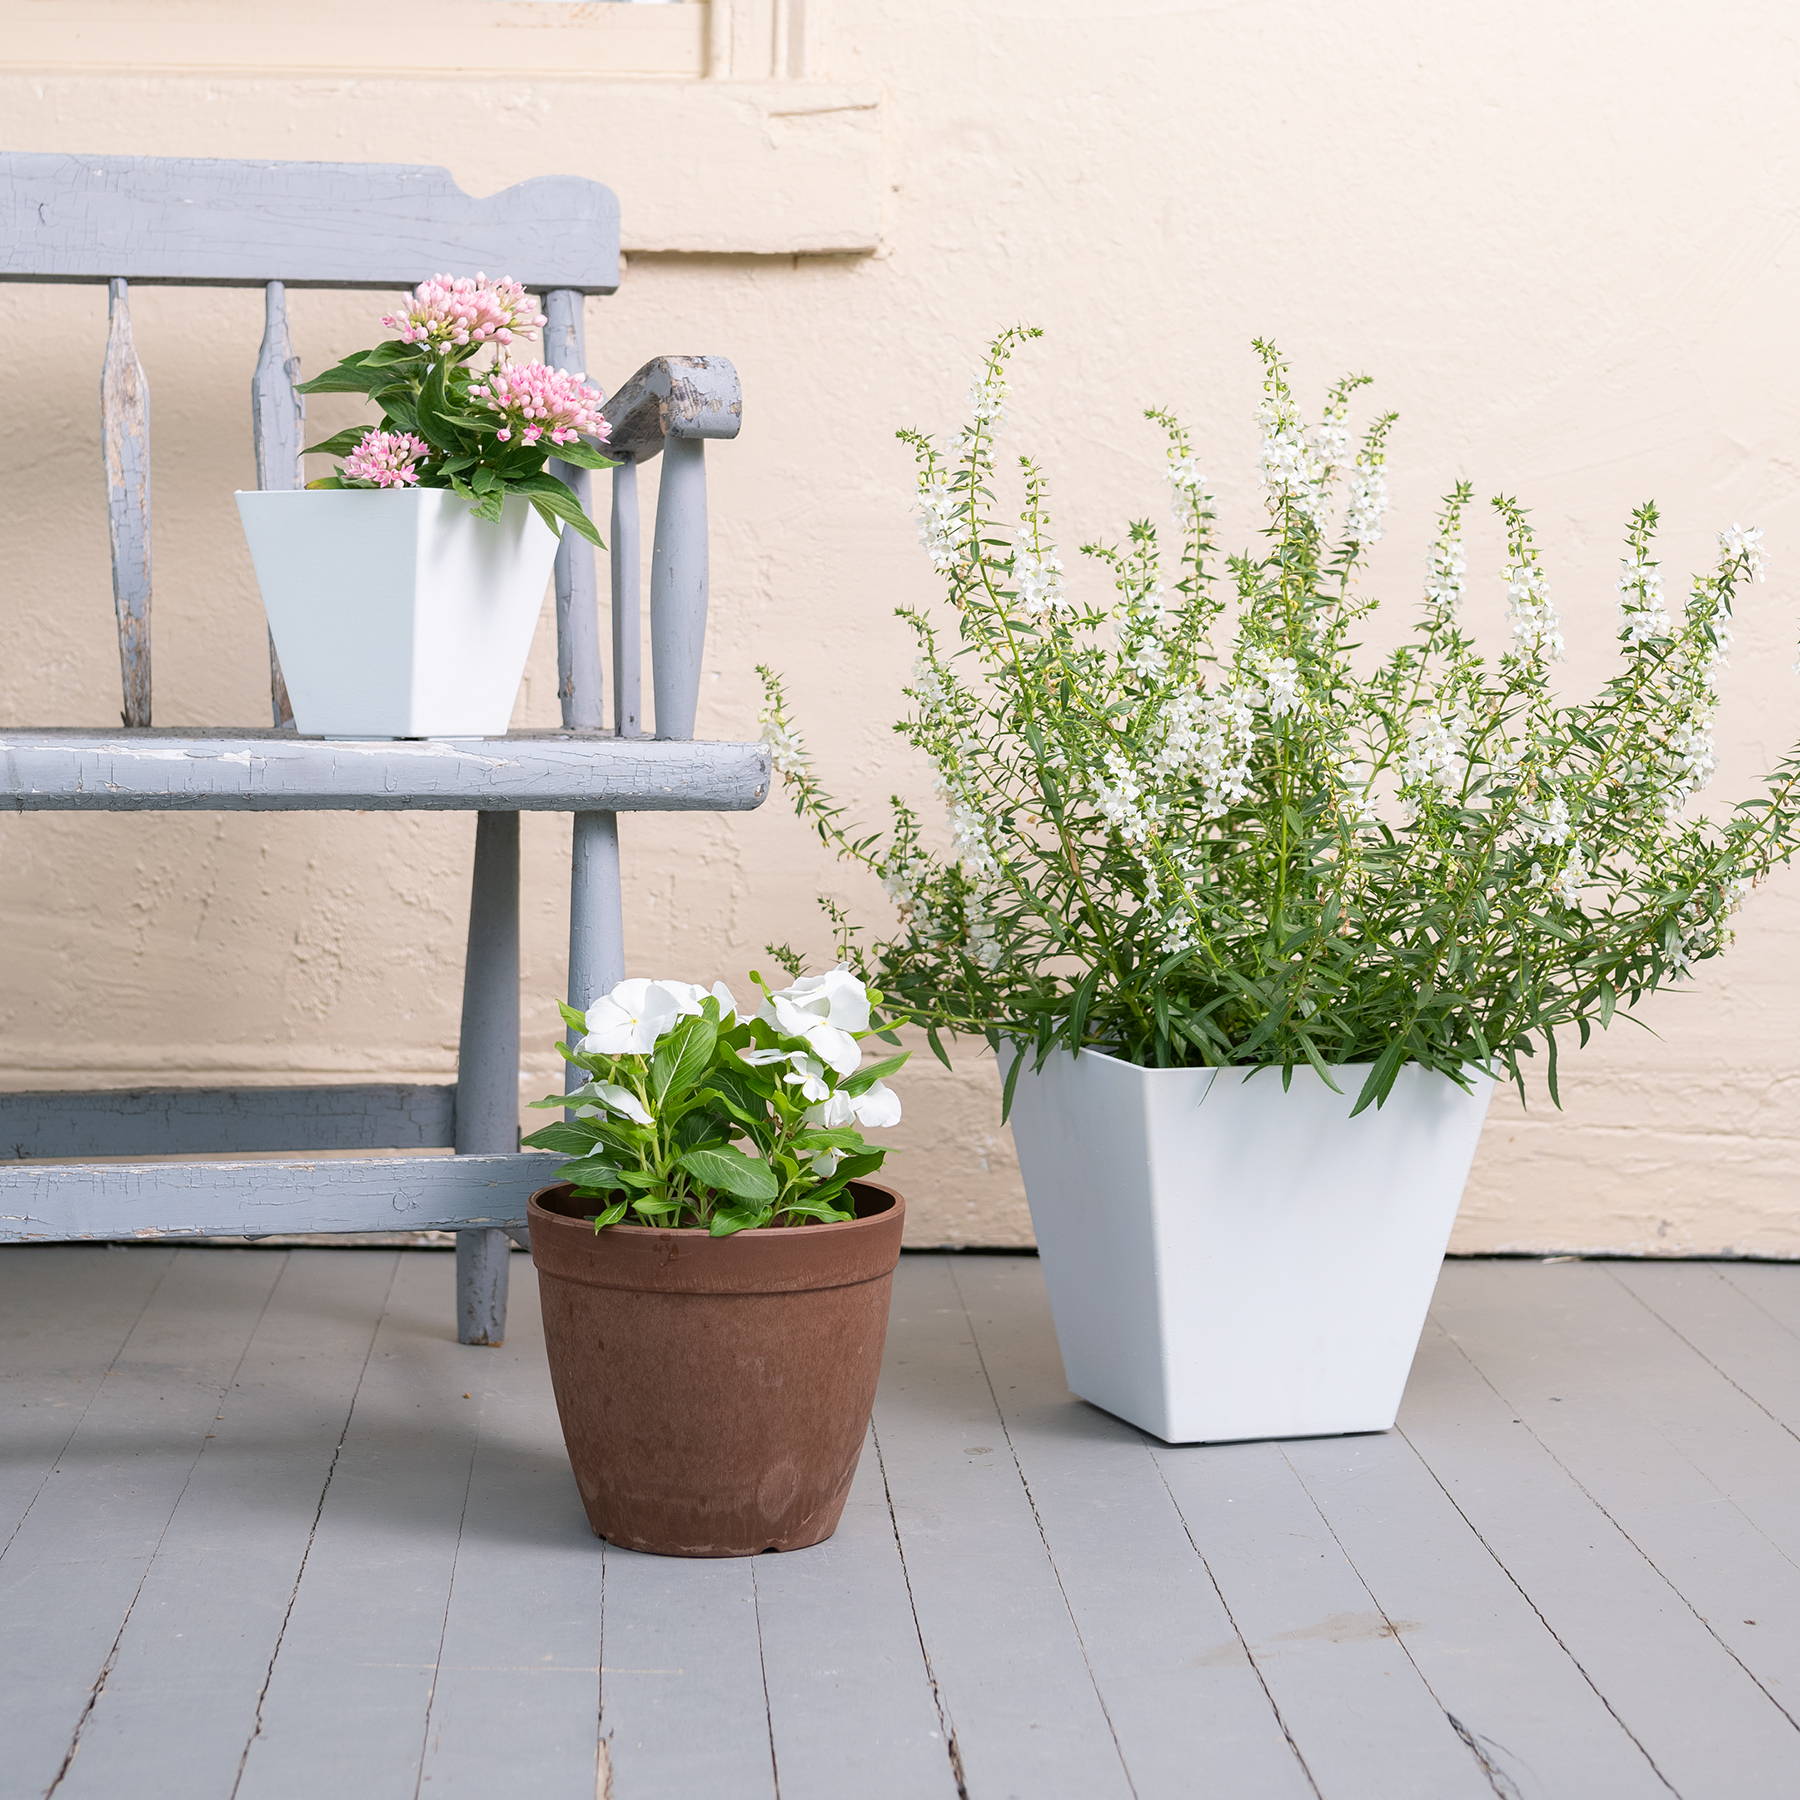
left=343, top=429, right=432, bottom=488
left=471, top=363, right=610, bottom=450
left=380, top=273, right=547, bottom=352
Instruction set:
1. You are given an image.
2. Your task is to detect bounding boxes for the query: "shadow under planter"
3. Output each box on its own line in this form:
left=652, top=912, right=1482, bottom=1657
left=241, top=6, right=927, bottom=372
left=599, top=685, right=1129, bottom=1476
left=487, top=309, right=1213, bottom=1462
left=527, top=1179, right=904, bottom=1557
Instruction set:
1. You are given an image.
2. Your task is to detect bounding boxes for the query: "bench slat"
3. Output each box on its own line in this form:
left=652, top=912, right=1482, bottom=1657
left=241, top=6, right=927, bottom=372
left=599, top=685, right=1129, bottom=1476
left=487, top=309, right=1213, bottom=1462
left=0, top=1084, right=457, bottom=1159
left=0, top=1152, right=563, bottom=1241
left=1, top=731, right=770, bottom=813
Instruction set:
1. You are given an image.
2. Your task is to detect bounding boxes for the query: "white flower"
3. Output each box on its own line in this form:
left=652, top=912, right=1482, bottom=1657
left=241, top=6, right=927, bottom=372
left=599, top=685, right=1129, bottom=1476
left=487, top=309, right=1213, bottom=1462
left=1344, top=459, right=1389, bottom=545
left=1426, top=524, right=1467, bottom=623
left=1166, top=453, right=1213, bottom=527
left=852, top=1080, right=902, bottom=1128
left=917, top=476, right=962, bottom=572
left=1617, top=553, right=1670, bottom=644
left=1012, top=538, right=1070, bottom=618
left=1256, top=654, right=1303, bottom=720
left=761, top=713, right=809, bottom=779
left=945, top=791, right=1000, bottom=881
left=782, top=1052, right=832, bottom=1104
left=805, top=1080, right=902, bottom=1132
left=1401, top=709, right=1468, bottom=802
left=760, top=967, right=871, bottom=1077
left=575, top=1085, right=652, bottom=1128
left=1505, top=558, right=1563, bottom=662
left=1094, top=748, right=1157, bottom=843
left=1720, top=523, right=1766, bottom=582
left=967, top=373, right=1006, bottom=426
left=580, top=977, right=734, bottom=1054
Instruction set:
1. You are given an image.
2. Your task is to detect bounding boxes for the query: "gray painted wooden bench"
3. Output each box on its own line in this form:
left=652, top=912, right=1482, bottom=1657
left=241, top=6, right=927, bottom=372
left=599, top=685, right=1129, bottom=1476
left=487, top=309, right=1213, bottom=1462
left=0, top=152, right=768, bottom=1343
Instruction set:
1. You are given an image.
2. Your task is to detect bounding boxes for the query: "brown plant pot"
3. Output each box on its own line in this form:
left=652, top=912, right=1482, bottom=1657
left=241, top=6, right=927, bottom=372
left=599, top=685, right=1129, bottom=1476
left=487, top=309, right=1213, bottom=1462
left=527, top=1179, right=905, bottom=1558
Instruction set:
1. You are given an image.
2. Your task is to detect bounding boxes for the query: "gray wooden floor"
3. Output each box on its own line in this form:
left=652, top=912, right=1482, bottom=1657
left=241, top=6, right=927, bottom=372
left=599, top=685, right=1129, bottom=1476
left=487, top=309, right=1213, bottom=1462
left=4, top=1251, right=1800, bottom=1800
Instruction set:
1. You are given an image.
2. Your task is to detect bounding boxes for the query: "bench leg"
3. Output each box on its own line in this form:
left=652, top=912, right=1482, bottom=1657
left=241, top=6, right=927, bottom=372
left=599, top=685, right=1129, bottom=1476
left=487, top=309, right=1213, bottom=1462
left=455, top=811, right=520, bottom=1345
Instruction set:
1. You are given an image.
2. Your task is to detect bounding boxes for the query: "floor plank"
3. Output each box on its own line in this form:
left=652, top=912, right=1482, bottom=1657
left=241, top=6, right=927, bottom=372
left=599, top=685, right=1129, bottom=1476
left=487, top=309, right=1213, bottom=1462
left=0, top=1248, right=287, bottom=1800
left=1403, top=1304, right=1800, bottom=1798
left=232, top=1254, right=489, bottom=1800
left=5, top=1248, right=1800, bottom=1800
left=409, top=1263, right=604, bottom=1800
left=0, top=1246, right=177, bottom=1548
left=949, top=1256, right=1318, bottom=1800
left=49, top=1250, right=398, bottom=1800
left=754, top=1432, right=963, bottom=1800
left=596, top=1543, right=776, bottom=1799
left=1432, top=1262, right=1800, bottom=1738
left=1152, top=1433, right=1498, bottom=1800
left=1280, top=1425, right=1670, bottom=1798
left=873, top=1256, right=1137, bottom=1799
left=1612, top=1262, right=1800, bottom=1437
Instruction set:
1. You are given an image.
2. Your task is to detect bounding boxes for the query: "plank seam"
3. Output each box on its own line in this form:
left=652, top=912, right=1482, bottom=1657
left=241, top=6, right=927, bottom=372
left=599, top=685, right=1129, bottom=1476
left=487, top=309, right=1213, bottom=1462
left=228, top=1254, right=401, bottom=1799
left=45, top=1249, right=291, bottom=1797
left=867, top=1422, right=970, bottom=1800
left=1141, top=1449, right=1325, bottom=1800
left=1716, top=1267, right=1800, bottom=1342
left=944, top=1259, right=1142, bottom=1799
left=408, top=1393, right=485, bottom=1800
left=1605, top=1267, right=1800, bottom=1455
left=1431, top=1317, right=1800, bottom=1747
left=0, top=1248, right=177, bottom=1564
left=1275, top=1438, right=1526, bottom=1800
left=748, top=1560, right=783, bottom=1800
left=1391, top=1411, right=1682, bottom=1798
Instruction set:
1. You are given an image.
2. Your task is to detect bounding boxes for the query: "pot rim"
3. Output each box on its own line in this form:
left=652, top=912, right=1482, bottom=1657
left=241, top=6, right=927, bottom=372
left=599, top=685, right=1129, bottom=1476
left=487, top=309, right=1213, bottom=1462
left=527, top=1176, right=901, bottom=1238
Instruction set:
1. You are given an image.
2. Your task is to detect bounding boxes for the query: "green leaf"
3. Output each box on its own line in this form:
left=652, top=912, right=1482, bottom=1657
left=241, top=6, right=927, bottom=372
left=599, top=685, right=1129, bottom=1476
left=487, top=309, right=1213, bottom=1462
left=588, top=1200, right=629, bottom=1231
left=550, top=438, right=618, bottom=471
left=521, top=1122, right=603, bottom=1155
left=553, top=1158, right=625, bottom=1189
left=676, top=1145, right=780, bottom=1202
left=844, top=1052, right=908, bottom=1095
left=651, top=1015, right=718, bottom=1109
left=708, top=1203, right=773, bottom=1237
left=295, top=353, right=378, bottom=396
left=301, top=426, right=373, bottom=459
left=513, top=472, right=604, bottom=547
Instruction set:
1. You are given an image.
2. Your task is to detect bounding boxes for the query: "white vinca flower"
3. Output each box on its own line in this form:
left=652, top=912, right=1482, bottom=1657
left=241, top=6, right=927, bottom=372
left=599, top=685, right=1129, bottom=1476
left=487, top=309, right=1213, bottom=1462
left=580, top=978, right=734, bottom=1055
left=576, top=1085, right=652, bottom=1128
left=760, top=967, right=872, bottom=1077
left=805, top=1082, right=903, bottom=1132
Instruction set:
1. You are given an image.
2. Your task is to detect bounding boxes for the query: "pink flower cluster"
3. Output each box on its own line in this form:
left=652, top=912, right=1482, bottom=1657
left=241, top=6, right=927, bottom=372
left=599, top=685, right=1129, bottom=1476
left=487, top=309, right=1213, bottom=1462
left=471, top=363, right=610, bottom=449
left=343, top=429, right=432, bottom=488
left=380, top=273, right=547, bottom=352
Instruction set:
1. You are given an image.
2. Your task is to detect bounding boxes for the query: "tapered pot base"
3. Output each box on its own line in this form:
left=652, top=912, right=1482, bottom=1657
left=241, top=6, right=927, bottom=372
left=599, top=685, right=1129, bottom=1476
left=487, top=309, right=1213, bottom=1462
left=528, top=1181, right=905, bottom=1558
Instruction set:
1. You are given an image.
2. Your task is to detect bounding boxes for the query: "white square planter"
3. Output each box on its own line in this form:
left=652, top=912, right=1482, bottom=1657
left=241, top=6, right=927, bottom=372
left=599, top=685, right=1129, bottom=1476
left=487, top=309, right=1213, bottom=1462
left=236, top=487, right=560, bottom=738
left=1006, top=1049, right=1495, bottom=1443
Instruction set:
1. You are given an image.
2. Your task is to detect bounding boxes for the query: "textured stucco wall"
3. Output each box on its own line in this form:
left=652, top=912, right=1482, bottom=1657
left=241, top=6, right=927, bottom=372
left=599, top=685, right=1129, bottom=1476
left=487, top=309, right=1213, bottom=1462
left=4, top=0, right=1799, bottom=1253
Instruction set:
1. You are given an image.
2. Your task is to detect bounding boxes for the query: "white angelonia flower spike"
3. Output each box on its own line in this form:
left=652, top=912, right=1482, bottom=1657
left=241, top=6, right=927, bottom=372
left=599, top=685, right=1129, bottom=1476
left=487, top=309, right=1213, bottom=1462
left=1720, top=523, right=1766, bottom=581
left=917, top=475, right=962, bottom=571
left=1012, top=536, right=1070, bottom=618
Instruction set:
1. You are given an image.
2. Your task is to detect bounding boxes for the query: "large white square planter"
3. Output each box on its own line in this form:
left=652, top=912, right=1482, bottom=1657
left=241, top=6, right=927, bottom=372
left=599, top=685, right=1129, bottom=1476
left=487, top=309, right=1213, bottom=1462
left=1006, top=1049, right=1495, bottom=1443
left=236, top=487, right=560, bottom=738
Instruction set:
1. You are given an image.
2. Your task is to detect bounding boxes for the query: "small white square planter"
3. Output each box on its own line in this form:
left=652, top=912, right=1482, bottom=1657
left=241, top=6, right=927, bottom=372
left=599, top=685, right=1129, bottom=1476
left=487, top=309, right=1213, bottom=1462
left=1006, top=1049, right=1495, bottom=1443
left=236, top=487, right=560, bottom=738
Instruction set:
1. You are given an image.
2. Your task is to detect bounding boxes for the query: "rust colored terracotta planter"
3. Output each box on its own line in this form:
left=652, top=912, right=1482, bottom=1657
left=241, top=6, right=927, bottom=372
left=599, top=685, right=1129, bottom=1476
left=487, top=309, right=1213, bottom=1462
left=527, top=1179, right=905, bottom=1558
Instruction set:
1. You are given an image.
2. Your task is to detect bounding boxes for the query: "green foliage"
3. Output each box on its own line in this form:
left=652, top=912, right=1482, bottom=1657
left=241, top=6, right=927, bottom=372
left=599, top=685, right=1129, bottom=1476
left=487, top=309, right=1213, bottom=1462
left=761, top=330, right=1800, bottom=1113
left=297, top=334, right=608, bottom=544
left=522, top=978, right=908, bottom=1234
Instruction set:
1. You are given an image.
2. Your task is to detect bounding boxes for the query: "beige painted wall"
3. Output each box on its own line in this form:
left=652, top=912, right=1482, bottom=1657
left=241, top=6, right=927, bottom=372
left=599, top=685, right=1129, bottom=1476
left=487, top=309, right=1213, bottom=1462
left=4, top=0, right=1800, bottom=1254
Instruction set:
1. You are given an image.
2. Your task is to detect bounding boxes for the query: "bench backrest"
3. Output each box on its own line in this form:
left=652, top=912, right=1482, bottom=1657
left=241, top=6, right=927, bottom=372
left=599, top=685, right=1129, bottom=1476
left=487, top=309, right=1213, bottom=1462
left=0, top=151, right=657, bottom=732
